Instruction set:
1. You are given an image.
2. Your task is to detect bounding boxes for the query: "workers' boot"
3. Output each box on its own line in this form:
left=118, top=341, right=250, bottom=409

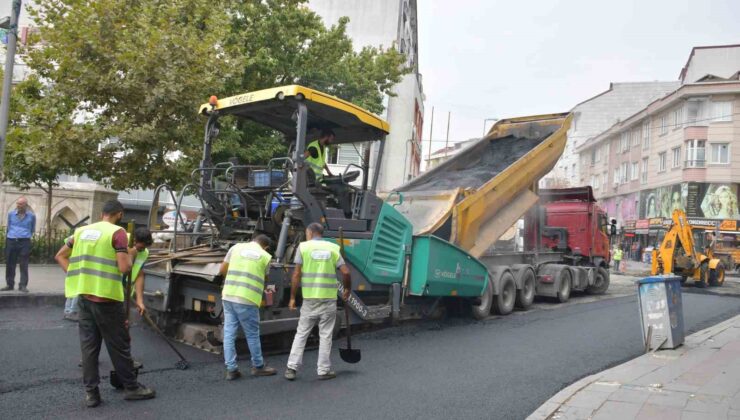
left=251, top=366, right=277, bottom=377
left=225, top=369, right=242, bottom=381
left=317, top=371, right=337, bottom=381
left=85, top=388, right=101, bottom=408
left=123, top=383, right=156, bottom=400
left=284, top=368, right=297, bottom=381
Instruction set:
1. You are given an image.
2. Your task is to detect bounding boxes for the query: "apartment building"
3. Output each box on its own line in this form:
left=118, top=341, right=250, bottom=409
left=541, top=81, right=679, bottom=188
left=578, top=45, right=740, bottom=254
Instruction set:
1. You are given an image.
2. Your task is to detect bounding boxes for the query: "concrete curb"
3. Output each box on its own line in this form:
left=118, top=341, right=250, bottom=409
left=0, top=293, right=65, bottom=308
left=527, top=313, right=740, bottom=420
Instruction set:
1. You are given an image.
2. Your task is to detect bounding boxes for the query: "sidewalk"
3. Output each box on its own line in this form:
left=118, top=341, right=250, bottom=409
left=529, top=314, right=740, bottom=420
left=0, top=264, right=66, bottom=307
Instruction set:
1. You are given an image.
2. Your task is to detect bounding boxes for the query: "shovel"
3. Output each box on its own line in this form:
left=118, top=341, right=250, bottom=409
left=337, top=228, right=361, bottom=364
left=141, top=311, right=190, bottom=370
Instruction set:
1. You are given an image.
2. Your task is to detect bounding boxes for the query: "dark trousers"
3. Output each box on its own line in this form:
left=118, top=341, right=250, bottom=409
left=78, top=297, right=137, bottom=391
left=5, top=238, right=31, bottom=288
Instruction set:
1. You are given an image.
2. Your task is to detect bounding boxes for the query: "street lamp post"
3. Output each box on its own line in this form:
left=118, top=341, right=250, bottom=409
left=0, top=0, right=22, bottom=178
left=482, top=118, right=498, bottom=137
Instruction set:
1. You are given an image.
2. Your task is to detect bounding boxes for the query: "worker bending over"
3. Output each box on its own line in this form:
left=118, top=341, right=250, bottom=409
left=285, top=223, right=351, bottom=381
left=129, top=227, right=153, bottom=316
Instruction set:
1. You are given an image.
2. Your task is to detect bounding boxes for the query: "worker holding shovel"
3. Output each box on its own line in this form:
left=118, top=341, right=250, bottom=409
left=285, top=223, right=352, bottom=381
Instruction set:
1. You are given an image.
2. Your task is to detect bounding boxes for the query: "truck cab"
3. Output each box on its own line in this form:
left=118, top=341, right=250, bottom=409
left=526, top=187, right=610, bottom=268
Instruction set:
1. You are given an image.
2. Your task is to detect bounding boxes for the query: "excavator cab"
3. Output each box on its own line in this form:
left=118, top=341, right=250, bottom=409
left=196, top=86, right=390, bottom=252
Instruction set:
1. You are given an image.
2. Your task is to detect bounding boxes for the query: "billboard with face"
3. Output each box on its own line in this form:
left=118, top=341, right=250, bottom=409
left=699, top=184, right=739, bottom=219
left=641, top=183, right=739, bottom=219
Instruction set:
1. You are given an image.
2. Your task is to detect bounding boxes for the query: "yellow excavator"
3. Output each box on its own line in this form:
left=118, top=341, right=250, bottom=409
left=651, top=209, right=725, bottom=287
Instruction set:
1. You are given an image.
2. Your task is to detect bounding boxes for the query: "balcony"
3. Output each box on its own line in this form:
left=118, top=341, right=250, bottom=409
left=684, top=160, right=706, bottom=168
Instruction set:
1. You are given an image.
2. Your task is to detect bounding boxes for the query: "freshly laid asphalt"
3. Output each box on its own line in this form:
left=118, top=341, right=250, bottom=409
left=1, top=292, right=739, bottom=420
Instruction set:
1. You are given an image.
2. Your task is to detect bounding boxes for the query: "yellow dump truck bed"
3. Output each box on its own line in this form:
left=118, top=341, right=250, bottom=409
left=393, top=113, right=572, bottom=257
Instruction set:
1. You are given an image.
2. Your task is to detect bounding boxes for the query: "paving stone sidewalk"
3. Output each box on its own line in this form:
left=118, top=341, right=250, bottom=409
left=528, top=314, right=740, bottom=420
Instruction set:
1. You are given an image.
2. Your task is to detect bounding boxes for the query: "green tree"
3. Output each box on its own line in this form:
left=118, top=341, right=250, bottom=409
left=25, top=0, right=408, bottom=190
left=5, top=75, right=99, bottom=239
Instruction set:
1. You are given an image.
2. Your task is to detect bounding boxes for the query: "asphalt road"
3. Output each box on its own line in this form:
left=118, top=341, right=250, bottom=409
left=1, top=291, right=739, bottom=420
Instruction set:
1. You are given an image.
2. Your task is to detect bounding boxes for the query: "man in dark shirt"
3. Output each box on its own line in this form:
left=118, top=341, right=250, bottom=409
left=2, top=197, right=36, bottom=292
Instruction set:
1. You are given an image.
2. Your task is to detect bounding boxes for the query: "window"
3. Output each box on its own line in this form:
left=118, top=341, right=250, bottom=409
left=686, top=99, right=708, bottom=125
left=658, top=152, right=666, bottom=172
left=671, top=147, right=681, bottom=168
left=613, top=168, right=620, bottom=186
left=603, top=172, right=608, bottom=188
left=631, top=128, right=640, bottom=147
left=630, top=162, right=639, bottom=181
left=620, top=132, right=629, bottom=152
left=590, top=148, right=597, bottom=165
left=711, top=101, right=732, bottom=122
left=620, top=162, right=628, bottom=184
left=685, top=139, right=706, bottom=167
left=641, top=158, right=648, bottom=184
left=642, top=120, right=651, bottom=150
left=672, top=106, right=683, bottom=128
left=710, top=143, right=730, bottom=164
left=660, top=114, right=668, bottom=135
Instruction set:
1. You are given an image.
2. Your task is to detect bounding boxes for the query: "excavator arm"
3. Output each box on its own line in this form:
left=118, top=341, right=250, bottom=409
left=652, top=210, right=700, bottom=275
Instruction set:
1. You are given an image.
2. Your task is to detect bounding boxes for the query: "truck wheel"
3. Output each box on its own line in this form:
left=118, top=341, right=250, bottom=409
left=587, top=267, right=610, bottom=295
left=472, top=279, right=493, bottom=320
left=556, top=270, right=571, bottom=303
left=492, top=272, right=516, bottom=315
left=515, top=269, right=536, bottom=310
left=709, top=264, right=725, bottom=287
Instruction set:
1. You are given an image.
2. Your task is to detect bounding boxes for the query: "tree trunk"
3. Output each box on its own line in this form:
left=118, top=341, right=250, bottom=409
left=45, top=181, right=53, bottom=245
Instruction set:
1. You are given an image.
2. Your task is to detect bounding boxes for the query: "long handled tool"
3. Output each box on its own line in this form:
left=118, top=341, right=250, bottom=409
left=337, top=228, right=361, bottom=364
left=141, top=311, right=190, bottom=370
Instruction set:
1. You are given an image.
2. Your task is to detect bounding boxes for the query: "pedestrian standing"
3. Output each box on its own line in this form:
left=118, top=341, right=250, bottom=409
left=2, top=197, right=36, bottom=292
left=54, top=200, right=155, bottom=407
left=284, top=223, right=351, bottom=381
left=218, top=234, right=277, bottom=380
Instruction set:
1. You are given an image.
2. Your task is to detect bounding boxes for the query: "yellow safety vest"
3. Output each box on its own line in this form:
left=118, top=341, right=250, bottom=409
left=305, top=140, right=325, bottom=181
left=131, top=248, right=149, bottom=296
left=614, top=249, right=623, bottom=260
left=223, top=242, right=271, bottom=306
left=300, top=239, right=340, bottom=299
left=65, top=221, right=125, bottom=301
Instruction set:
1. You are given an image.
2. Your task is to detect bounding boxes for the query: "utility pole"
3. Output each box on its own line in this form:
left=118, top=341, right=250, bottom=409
left=426, top=106, right=434, bottom=169
left=444, top=111, right=451, bottom=158
left=0, top=0, right=21, bottom=178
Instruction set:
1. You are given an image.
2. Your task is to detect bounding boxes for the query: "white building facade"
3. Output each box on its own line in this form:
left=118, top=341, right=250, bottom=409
left=541, top=82, right=680, bottom=188
left=310, top=0, right=425, bottom=192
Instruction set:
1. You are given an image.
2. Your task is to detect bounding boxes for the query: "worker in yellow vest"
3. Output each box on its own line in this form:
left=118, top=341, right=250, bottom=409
left=285, top=223, right=351, bottom=381
left=304, top=129, right=336, bottom=183
left=55, top=200, right=155, bottom=407
left=612, top=246, right=623, bottom=274
left=129, top=227, right=153, bottom=314
left=218, top=234, right=277, bottom=380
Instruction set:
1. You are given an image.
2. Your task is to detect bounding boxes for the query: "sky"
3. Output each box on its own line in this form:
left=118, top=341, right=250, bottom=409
left=417, top=0, right=740, bottom=157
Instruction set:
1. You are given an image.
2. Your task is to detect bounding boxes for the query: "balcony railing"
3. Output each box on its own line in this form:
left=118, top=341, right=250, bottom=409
left=684, top=160, right=706, bottom=168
